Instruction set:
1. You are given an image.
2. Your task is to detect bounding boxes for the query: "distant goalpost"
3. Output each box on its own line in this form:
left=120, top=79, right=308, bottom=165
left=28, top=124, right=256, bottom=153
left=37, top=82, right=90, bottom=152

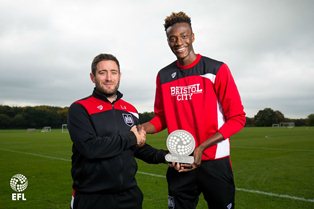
left=272, top=124, right=280, bottom=128
left=279, top=122, right=295, bottom=128
left=272, top=122, right=295, bottom=128
left=41, top=126, right=51, bottom=132
left=62, top=124, right=68, bottom=133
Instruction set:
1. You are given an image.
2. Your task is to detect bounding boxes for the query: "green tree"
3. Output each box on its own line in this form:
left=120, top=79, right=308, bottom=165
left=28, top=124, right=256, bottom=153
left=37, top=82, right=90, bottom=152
left=308, top=114, right=314, bottom=126
left=293, top=118, right=307, bottom=126
left=254, top=108, right=285, bottom=127
left=274, top=110, right=285, bottom=124
left=139, top=112, right=154, bottom=124
left=0, top=114, right=12, bottom=128
left=245, top=117, right=254, bottom=127
left=57, top=107, right=69, bottom=125
left=12, top=114, right=27, bottom=128
left=0, top=105, right=70, bottom=128
left=0, top=105, right=15, bottom=117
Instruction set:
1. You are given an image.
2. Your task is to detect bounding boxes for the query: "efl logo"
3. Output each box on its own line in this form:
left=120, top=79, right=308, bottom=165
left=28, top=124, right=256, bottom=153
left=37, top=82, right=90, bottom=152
left=10, top=174, right=28, bottom=201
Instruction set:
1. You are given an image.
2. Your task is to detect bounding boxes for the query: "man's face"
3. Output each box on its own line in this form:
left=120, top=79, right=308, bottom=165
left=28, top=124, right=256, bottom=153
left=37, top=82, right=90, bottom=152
left=90, top=60, right=121, bottom=95
left=166, top=22, right=195, bottom=62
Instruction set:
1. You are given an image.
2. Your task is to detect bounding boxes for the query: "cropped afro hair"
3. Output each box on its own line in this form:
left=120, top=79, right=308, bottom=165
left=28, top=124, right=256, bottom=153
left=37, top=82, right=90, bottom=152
left=164, top=11, right=191, bottom=31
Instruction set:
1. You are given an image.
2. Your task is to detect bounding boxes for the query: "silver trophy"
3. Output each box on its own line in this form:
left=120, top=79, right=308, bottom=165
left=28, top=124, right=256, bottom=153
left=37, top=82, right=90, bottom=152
left=165, top=130, right=195, bottom=164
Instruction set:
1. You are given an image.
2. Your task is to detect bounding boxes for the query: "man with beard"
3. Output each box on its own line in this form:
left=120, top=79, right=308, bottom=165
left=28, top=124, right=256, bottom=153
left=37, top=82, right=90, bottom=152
left=68, top=53, right=167, bottom=209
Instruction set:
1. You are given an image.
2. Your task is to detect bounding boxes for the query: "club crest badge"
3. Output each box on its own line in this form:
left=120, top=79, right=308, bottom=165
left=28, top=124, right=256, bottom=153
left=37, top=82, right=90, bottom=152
left=122, top=113, right=134, bottom=127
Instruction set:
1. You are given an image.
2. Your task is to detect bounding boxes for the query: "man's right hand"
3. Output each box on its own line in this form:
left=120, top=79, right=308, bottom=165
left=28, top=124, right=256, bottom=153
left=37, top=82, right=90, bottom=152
left=130, top=125, right=146, bottom=147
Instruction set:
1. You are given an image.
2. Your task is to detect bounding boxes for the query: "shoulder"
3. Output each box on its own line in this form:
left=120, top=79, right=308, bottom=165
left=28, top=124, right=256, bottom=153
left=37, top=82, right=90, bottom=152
left=158, top=61, right=177, bottom=75
left=201, top=55, right=224, bottom=66
left=69, top=95, right=92, bottom=109
left=200, top=55, right=225, bottom=75
left=115, top=99, right=139, bottom=118
left=72, top=95, right=101, bottom=110
left=71, top=95, right=112, bottom=115
left=68, top=96, right=92, bottom=117
left=156, top=61, right=178, bottom=84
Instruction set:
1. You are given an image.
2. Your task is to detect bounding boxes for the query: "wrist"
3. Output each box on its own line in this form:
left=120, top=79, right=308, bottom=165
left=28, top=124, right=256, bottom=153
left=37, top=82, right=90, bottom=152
left=198, top=144, right=206, bottom=152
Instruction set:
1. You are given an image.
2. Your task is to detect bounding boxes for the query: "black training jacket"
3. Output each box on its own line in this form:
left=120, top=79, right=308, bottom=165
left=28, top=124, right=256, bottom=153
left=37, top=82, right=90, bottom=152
left=68, top=88, right=166, bottom=193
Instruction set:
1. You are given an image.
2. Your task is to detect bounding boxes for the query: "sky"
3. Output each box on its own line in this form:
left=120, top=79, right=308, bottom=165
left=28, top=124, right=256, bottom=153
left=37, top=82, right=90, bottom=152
left=0, top=0, right=313, bottom=118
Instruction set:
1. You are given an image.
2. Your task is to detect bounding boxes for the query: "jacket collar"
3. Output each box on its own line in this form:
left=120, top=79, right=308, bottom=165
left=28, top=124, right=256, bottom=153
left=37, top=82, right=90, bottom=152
left=176, top=54, right=201, bottom=70
left=92, top=88, right=123, bottom=103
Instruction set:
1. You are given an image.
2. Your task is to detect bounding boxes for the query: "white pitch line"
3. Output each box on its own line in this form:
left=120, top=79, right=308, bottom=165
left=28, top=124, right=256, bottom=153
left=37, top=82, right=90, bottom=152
left=1, top=148, right=313, bottom=203
left=0, top=148, right=71, bottom=162
left=232, top=146, right=314, bottom=152
left=137, top=171, right=165, bottom=178
left=236, top=188, right=314, bottom=203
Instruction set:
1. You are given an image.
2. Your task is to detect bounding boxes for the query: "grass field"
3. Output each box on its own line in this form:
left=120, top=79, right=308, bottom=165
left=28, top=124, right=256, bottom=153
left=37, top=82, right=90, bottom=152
left=0, top=127, right=313, bottom=209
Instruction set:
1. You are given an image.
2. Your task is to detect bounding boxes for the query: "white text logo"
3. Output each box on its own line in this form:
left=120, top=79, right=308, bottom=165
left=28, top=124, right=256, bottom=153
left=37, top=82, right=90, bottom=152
left=170, top=83, right=202, bottom=101
left=10, top=174, right=28, bottom=201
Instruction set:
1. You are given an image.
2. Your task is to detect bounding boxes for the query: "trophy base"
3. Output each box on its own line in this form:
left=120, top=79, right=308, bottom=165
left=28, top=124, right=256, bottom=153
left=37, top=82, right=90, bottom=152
left=165, top=154, right=194, bottom=164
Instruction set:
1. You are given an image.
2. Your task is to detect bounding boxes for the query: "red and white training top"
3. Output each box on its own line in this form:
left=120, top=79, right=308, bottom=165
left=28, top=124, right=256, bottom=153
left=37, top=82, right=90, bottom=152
left=150, top=54, right=246, bottom=160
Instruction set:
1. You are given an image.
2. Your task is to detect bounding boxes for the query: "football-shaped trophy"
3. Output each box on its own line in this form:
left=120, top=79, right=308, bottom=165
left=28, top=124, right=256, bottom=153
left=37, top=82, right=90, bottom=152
left=165, top=130, right=195, bottom=164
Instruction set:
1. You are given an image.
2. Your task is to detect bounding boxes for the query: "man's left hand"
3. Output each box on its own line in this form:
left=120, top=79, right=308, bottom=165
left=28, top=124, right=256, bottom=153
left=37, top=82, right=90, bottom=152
left=172, top=146, right=204, bottom=172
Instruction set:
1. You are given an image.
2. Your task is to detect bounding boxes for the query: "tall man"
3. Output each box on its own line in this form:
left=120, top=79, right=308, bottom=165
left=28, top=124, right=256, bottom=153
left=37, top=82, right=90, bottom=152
left=143, top=12, right=246, bottom=209
left=68, top=53, right=167, bottom=209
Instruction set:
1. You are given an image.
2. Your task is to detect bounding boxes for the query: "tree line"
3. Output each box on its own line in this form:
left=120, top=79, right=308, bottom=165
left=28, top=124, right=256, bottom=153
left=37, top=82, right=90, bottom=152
left=0, top=105, right=68, bottom=129
left=0, top=105, right=313, bottom=129
left=247, top=108, right=314, bottom=127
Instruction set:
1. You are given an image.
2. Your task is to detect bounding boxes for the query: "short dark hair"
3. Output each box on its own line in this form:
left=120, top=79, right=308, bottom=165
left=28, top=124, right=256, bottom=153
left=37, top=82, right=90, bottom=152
left=164, top=11, right=192, bottom=31
left=91, top=53, right=120, bottom=75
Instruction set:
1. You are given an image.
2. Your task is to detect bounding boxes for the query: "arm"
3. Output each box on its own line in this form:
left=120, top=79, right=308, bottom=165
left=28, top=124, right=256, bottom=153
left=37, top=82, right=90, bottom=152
left=68, top=103, right=138, bottom=159
left=196, top=64, right=245, bottom=159
left=143, top=74, right=166, bottom=134
left=134, top=144, right=168, bottom=164
left=215, top=64, right=246, bottom=138
left=142, top=122, right=156, bottom=134
left=177, top=64, right=246, bottom=172
left=133, top=124, right=166, bottom=163
left=174, top=132, right=224, bottom=172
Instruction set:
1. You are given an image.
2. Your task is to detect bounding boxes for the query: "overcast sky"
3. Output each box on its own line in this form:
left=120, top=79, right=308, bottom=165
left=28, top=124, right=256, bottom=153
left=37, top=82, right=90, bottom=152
left=1, top=0, right=313, bottom=118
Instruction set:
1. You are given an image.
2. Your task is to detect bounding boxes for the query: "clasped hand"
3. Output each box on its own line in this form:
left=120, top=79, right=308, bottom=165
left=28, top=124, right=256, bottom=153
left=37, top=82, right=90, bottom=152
left=130, top=125, right=146, bottom=147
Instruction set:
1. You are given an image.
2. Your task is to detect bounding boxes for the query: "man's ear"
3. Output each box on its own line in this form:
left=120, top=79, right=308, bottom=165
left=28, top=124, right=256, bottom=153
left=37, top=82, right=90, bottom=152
left=192, top=32, right=195, bottom=43
left=90, top=72, right=95, bottom=83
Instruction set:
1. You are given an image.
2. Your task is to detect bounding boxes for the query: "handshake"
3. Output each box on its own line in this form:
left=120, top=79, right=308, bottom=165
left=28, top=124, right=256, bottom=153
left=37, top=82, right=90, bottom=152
left=130, top=125, right=146, bottom=147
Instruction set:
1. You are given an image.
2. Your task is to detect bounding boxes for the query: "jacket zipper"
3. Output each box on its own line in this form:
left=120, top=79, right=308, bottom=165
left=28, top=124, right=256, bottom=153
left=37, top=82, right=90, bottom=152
left=111, top=102, right=124, bottom=189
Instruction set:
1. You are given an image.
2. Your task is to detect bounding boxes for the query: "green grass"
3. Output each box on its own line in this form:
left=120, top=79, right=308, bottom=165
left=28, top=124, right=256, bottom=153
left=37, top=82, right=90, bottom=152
left=0, top=127, right=313, bottom=209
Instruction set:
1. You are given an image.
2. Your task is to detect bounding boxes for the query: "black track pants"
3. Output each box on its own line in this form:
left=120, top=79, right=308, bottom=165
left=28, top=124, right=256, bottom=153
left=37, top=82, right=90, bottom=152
left=71, top=186, right=143, bottom=209
left=167, top=157, right=235, bottom=209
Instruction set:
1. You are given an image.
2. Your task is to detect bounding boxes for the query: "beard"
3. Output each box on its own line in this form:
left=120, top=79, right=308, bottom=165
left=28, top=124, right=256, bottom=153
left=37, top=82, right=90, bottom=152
left=96, top=80, right=120, bottom=97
